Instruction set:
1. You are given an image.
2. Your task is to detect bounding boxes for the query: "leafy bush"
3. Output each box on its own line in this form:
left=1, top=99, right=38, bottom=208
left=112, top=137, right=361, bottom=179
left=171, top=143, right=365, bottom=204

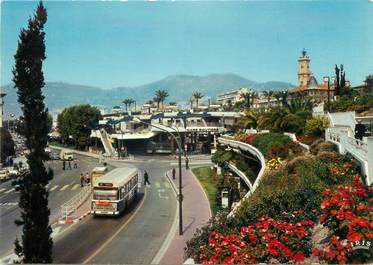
left=305, top=116, right=329, bottom=136
left=310, top=141, right=335, bottom=155
left=252, top=133, right=291, bottom=158
left=212, top=149, right=234, bottom=166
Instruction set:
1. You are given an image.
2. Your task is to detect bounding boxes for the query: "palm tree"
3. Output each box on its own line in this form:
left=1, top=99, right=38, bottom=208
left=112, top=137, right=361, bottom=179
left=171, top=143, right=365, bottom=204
left=128, top=99, right=135, bottom=110
left=250, top=91, right=259, bottom=108
left=263, top=90, right=274, bottom=108
left=240, top=92, right=251, bottom=110
left=239, top=110, right=260, bottom=129
left=153, top=96, right=161, bottom=110
left=192, top=91, right=204, bottom=110
left=122, top=99, right=132, bottom=111
left=189, top=98, right=194, bottom=110
left=155, top=90, right=169, bottom=111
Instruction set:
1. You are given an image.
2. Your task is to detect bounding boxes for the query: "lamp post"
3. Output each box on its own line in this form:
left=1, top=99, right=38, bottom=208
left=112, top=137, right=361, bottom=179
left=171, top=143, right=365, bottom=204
left=132, top=117, right=184, bottom=235
left=323, top=76, right=331, bottom=112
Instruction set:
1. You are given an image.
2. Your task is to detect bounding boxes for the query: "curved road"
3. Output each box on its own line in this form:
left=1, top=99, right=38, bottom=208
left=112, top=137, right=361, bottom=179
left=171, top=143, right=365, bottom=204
left=0, top=154, right=112, bottom=257
left=53, top=159, right=176, bottom=264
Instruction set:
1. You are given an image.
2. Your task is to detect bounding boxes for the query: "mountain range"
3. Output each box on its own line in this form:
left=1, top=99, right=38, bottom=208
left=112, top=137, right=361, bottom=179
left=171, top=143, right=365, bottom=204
left=1, top=73, right=294, bottom=117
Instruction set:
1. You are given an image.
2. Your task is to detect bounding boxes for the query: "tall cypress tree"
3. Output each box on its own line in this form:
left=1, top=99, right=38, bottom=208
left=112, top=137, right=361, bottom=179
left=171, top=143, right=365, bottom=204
left=12, top=1, right=53, bottom=263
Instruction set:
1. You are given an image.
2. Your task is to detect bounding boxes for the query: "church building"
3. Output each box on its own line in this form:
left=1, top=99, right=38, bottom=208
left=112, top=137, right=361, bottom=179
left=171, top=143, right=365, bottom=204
left=290, top=50, right=335, bottom=103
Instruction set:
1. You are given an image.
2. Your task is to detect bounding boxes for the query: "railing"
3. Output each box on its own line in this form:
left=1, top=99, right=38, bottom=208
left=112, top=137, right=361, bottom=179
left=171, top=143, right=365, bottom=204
left=97, top=129, right=116, bottom=156
left=217, top=136, right=266, bottom=217
left=60, top=185, right=91, bottom=222
left=227, top=163, right=253, bottom=190
left=326, top=126, right=373, bottom=186
left=283, top=132, right=310, bottom=150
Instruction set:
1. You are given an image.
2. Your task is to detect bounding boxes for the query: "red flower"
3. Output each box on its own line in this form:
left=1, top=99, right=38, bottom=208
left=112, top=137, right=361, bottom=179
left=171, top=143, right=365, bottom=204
left=292, top=252, right=305, bottom=263
left=347, top=231, right=362, bottom=242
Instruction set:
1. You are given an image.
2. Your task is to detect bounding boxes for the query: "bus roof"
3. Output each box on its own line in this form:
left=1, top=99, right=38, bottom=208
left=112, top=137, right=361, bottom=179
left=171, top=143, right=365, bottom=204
left=94, top=167, right=137, bottom=188
left=92, top=167, right=108, bottom=173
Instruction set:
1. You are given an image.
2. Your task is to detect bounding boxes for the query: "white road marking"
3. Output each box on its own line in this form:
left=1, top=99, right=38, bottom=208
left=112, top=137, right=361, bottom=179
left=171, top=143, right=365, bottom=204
left=5, top=188, right=14, bottom=194
left=157, top=188, right=169, bottom=199
left=71, top=184, right=80, bottom=190
left=60, top=185, right=69, bottom=191
left=50, top=185, right=59, bottom=191
left=0, top=188, right=6, bottom=193
left=51, top=226, right=62, bottom=238
left=0, top=253, right=19, bottom=264
left=155, top=181, right=161, bottom=188
left=0, top=202, right=18, bottom=206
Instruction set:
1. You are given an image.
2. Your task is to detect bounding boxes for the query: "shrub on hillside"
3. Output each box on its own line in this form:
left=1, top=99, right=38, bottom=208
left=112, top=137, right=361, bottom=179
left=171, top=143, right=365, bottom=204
left=305, top=116, right=329, bottom=136
left=252, top=133, right=291, bottom=158
left=310, top=141, right=335, bottom=155
left=212, top=149, right=234, bottom=166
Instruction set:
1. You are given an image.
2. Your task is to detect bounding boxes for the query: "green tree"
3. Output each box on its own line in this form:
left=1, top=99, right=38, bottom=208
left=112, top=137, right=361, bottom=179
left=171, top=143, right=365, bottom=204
left=1, top=127, right=15, bottom=164
left=305, top=116, right=330, bottom=136
left=57, top=104, right=101, bottom=149
left=46, top=113, right=53, bottom=133
left=263, top=90, right=274, bottom=107
left=12, top=1, right=54, bottom=262
left=192, top=91, right=203, bottom=110
left=122, top=99, right=132, bottom=111
left=240, top=92, right=251, bottom=110
left=155, top=90, right=169, bottom=110
left=239, top=110, right=260, bottom=129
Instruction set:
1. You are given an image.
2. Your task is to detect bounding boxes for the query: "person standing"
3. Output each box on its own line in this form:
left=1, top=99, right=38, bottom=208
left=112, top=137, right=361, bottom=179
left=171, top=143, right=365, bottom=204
left=62, top=160, right=66, bottom=171
left=143, top=171, right=151, bottom=186
left=68, top=160, right=72, bottom=170
left=80, top=173, right=85, bottom=187
left=354, top=120, right=366, bottom=141
left=185, top=156, right=189, bottom=170
left=73, top=160, right=78, bottom=168
left=172, top=168, right=176, bottom=180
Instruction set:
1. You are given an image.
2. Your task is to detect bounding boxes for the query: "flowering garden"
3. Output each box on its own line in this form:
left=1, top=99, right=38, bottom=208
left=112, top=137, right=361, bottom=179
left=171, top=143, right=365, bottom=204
left=186, top=141, right=373, bottom=264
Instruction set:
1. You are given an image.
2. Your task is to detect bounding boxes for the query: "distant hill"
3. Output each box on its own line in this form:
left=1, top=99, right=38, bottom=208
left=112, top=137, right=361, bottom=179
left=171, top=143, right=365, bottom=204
left=1, top=73, right=294, bottom=117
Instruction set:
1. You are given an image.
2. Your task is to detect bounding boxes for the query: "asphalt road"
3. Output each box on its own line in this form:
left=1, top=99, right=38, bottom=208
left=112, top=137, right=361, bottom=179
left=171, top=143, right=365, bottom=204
left=52, top=159, right=176, bottom=264
left=0, top=154, right=110, bottom=257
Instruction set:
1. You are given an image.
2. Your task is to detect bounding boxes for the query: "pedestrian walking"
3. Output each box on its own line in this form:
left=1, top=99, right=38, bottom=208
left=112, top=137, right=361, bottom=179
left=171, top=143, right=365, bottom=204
left=62, top=160, right=66, bottom=170
left=185, top=156, right=189, bottom=170
left=172, top=168, right=176, bottom=180
left=80, top=173, right=85, bottom=187
left=85, top=172, right=90, bottom=185
left=354, top=120, right=366, bottom=141
left=73, top=160, right=78, bottom=168
left=68, top=160, right=72, bottom=170
left=143, top=171, right=150, bottom=186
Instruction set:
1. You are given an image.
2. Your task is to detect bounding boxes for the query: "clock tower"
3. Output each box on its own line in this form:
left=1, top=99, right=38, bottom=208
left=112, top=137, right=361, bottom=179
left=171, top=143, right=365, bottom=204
left=298, top=49, right=311, bottom=87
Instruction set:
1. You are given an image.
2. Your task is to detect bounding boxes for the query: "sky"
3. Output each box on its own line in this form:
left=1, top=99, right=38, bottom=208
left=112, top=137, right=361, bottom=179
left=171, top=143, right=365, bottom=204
left=1, top=0, right=373, bottom=88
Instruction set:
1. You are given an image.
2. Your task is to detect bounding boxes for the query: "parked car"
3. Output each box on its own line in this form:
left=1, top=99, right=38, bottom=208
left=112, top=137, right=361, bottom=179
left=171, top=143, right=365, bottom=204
left=11, top=178, right=21, bottom=191
left=50, top=152, right=60, bottom=160
left=0, top=169, right=10, bottom=182
left=60, top=149, right=74, bottom=161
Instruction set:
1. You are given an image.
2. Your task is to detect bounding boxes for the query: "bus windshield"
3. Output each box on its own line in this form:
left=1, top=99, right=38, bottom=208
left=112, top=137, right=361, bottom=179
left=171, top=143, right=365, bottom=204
left=93, top=189, right=118, bottom=200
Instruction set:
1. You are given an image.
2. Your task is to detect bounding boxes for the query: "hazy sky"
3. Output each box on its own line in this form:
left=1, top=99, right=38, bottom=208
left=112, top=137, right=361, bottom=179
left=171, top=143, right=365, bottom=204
left=1, top=1, right=372, bottom=88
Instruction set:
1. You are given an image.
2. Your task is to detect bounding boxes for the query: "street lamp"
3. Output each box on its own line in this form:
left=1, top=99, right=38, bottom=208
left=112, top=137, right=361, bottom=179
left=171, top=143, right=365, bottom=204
left=132, top=117, right=184, bottom=235
left=323, top=76, right=331, bottom=111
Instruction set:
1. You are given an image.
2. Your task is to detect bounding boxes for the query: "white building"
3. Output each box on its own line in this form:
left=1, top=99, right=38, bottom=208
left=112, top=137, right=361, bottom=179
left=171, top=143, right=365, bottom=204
left=216, top=87, right=250, bottom=106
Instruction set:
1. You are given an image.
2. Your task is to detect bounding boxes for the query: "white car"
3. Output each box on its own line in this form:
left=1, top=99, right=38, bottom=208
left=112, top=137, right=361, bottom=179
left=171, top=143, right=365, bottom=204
left=0, top=169, right=10, bottom=182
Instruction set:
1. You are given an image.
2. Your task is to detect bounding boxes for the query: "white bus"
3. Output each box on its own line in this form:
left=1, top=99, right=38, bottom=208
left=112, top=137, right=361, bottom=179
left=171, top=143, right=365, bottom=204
left=91, top=167, right=138, bottom=216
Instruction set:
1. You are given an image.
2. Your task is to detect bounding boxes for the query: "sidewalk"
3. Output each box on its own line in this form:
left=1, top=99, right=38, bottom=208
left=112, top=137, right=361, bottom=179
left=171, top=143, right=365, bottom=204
left=160, top=169, right=211, bottom=264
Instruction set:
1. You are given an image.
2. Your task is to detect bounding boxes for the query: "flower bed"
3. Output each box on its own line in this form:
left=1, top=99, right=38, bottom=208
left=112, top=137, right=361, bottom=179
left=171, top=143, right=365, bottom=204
left=186, top=143, right=372, bottom=264
left=199, top=212, right=315, bottom=264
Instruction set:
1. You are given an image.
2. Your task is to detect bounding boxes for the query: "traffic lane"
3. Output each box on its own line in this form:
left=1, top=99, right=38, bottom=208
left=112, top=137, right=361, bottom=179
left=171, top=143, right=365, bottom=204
left=0, top=154, right=109, bottom=257
left=88, top=164, right=176, bottom=264
left=52, top=193, right=145, bottom=263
